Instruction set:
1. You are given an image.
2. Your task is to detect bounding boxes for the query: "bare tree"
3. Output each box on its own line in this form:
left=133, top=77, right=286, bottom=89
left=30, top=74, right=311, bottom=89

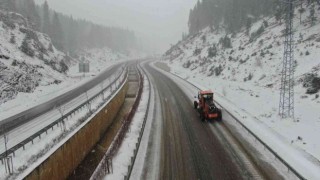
left=85, top=91, right=92, bottom=113
left=55, top=104, right=67, bottom=132
left=2, top=125, right=13, bottom=174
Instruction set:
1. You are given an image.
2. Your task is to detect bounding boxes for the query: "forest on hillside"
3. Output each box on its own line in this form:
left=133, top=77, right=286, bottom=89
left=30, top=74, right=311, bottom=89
left=0, top=0, right=137, bottom=54
left=188, top=0, right=320, bottom=35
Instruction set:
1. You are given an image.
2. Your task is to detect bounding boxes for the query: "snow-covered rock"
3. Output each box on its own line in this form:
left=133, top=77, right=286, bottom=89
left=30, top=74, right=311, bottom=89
left=0, top=10, right=72, bottom=104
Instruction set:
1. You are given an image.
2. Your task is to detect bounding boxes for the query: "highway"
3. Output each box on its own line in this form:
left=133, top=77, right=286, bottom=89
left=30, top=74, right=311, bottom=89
left=0, top=62, right=126, bottom=135
left=0, top=62, right=126, bottom=157
left=142, top=62, right=260, bottom=180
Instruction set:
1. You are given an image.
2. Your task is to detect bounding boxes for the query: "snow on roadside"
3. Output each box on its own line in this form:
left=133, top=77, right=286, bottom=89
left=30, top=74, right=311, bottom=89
left=162, top=1, right=320, bottom=169
left=152, top=62, right=320, bottom=179
left=130, top=63, right=161, bottom=180
left=0, top=74, right=127, bottom=180
left=104, top=73, right=150, bottom=180
left=0, top=55, right=126, bottom=122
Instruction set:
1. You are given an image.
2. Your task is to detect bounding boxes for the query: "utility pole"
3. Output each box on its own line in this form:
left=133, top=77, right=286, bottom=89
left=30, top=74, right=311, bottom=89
left=279, top=0, right=295, bottom=119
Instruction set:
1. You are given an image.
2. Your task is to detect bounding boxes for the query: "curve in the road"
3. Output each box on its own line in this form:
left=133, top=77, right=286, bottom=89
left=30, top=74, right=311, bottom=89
left=0, top=62, right=126, bottom=135
left=145, top=63, right=249, bottom=180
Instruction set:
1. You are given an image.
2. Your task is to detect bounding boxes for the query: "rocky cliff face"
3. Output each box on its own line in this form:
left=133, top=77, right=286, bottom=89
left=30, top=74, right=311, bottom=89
left=0, top=10, right=73, bottom=104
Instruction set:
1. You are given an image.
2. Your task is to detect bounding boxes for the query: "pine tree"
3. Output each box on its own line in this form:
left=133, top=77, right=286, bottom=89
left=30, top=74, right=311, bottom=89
left=246, top=17, right=252, bottom=36
left=51, top=12, right=64, bottom=50
left=25, top=0, right=41, bottom=30
left=275, top=5, right=283, bottom=24
left=6, top=0, right=16, bottom=11
left=187, top=0, right=277, bottom=34
left=20, top=37, right=35, bottom=57
left=10, top=34, right=16, bottom=44
left=42, top=1, right=50, bottom=35
left=309, top=3, right=316, bottom=26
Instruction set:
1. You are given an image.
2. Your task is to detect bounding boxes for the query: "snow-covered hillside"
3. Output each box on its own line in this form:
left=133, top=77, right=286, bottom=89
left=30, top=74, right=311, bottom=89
left=0, top=10, right=132, bottom=121
left=68, top=48, right=129, bottom=77
left=163, top=3, right=320, bottom=161
left=0, top=10, right=72, bottom=105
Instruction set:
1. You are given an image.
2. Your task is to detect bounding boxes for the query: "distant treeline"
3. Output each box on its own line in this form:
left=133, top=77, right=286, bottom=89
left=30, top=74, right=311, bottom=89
left=0, top=0, right=137, bottom=53
left=188, top=0, right=320, bottom=35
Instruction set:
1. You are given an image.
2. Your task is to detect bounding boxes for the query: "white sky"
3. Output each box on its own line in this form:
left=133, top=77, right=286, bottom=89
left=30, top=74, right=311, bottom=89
left=35, top=0, right=197, bottom=54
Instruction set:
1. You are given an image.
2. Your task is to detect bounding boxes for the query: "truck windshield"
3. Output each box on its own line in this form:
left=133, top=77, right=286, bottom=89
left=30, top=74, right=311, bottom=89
left=203, top=94, right=213, bottom=100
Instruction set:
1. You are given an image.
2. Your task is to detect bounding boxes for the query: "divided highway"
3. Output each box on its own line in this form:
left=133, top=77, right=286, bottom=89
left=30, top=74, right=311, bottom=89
left=143, top=62, right=260, bottom=180
left=0, top=62, right=126, bottom=135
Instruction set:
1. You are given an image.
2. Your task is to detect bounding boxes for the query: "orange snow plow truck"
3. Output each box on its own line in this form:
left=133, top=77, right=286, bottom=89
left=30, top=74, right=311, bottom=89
left=194, top=90, right=222, bottom=121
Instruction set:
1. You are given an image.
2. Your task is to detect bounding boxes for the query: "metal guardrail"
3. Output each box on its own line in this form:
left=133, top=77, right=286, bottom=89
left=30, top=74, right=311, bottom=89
left=124, top=63, right=152, bottom=180
left=164, top=68, right=305, bottom=180
left=90, top=64, right=146, bottom=180
left=0, top=67, right=128, bottom=162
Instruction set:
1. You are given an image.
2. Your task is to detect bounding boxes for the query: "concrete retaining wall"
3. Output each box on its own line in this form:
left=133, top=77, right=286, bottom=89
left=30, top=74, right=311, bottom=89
left=25, top=81, right=129, bottom=180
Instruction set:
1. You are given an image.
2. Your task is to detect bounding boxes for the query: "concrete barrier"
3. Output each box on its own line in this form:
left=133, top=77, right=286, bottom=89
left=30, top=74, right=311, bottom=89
left=25, top=81, right=129, bottom=180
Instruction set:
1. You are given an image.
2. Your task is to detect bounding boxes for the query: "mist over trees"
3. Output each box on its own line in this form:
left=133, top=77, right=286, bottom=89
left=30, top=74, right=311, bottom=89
left=0, top=0, right=137, bottom=54
left=188, top=0, right=320, bottom=35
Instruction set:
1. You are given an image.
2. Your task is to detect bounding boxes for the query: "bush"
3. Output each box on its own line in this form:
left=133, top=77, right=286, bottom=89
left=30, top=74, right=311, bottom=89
left=10, top=34, right=16, bottom=44
left=183, top=61, right=192, bottom=68
left=38, top=52, right=44, bottom=60
left=215, top=65, right=223, bottom=76
left=259, top=39, right=264, bottom=46
left=19, top=28, right=38, bottom=42
left=219, top=36, right=232, bottom=49
left=53, top=80, right=62, bottom=84
left=11, top=59, right=18, bottom=66
left=244, top=73, right=254, bottom=82
left=59, top=60, right=69, bottom=73
left=305, top=51, right=310, bottom=56
left=201, top=35, right=206, bottom=43
left=248, top=73, right=253, bottom=80
left=303, top=74, right=320, bottom=94
left=48, top=43, right=54, bottom=52
left=208, top=66, right=215, bottom=76
left=207, top=44, right=217, bottom=58
left=20, top=37, right=35, bottom=57
left=263, top=20, right=268, bottom=27
left=193, top=48, right=202, bottom=56
left=0, top=14, right=16, bottom=29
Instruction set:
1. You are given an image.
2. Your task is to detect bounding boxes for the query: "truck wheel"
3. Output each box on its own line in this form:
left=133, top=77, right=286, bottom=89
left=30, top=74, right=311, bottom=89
left=194, top=101, right=198, bottom=109
left=200, top=114, right=205, bottom=122
left=217, top=112, right=222, bottom=121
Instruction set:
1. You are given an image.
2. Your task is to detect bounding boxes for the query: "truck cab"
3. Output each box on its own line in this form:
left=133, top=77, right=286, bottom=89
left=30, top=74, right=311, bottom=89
left=194, top=90, right=222, bottom=121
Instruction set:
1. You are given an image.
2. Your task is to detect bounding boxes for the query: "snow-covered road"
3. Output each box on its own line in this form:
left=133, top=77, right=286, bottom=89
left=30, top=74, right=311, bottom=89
left=153, top=61, right=320, bottom=180
left=0, top=64, right=128, bottom=179
left=0, top=66, right=125, bottom=156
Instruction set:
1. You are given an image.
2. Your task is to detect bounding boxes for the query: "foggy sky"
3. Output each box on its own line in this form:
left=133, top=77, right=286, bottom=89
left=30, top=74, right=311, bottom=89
left=35, top=0, right=196, bottom=54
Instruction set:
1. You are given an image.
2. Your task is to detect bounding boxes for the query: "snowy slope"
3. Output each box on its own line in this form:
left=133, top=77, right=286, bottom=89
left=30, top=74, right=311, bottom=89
left=163, top=3, right=320, bottom=162
left=0, top=10, right=132, bottom=121
left=68, top=47, right=129, bottom=77
left=0, top=10, right=72, bottom=105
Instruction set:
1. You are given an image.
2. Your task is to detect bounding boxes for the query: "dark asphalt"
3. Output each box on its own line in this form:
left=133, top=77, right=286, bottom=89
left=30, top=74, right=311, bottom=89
left=0, top=62, right=126, bottom=135
left=145, top=63, right=248, bottom=180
